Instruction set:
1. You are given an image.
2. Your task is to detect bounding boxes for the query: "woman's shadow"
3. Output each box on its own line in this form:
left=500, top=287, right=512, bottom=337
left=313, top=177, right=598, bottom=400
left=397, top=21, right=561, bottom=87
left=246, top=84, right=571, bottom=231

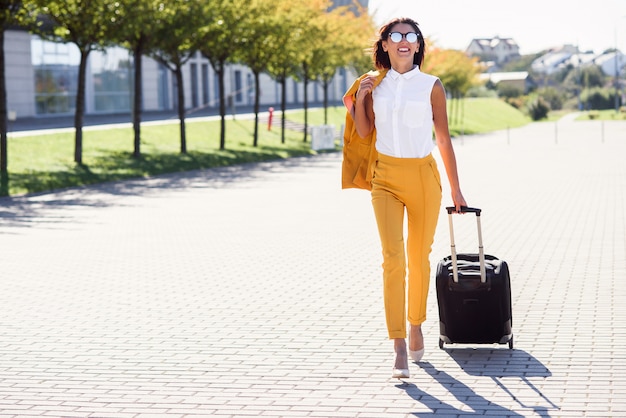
left=397, top=348, right=558, bottom=417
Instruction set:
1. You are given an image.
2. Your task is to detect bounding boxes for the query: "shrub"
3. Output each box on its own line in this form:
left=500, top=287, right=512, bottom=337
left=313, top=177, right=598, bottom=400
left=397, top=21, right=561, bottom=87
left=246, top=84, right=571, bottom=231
left=527, top=97, right=550, bottom=120
left=505, top=96, right=526, bottom=110
left=580, top=88, right=615, bottom=110
left=537, top=87, right=565, bottom=110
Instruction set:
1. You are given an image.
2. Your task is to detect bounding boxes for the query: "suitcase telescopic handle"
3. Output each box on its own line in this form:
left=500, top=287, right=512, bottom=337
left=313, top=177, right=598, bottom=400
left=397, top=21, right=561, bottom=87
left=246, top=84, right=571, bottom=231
left=445, top=206, right=486, bottom=283
left=446, top=206, right=481, bottom=215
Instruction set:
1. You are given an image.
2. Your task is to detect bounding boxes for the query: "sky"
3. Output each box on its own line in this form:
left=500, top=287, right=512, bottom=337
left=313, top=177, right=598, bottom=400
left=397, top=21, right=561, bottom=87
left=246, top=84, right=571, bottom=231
left=367, top=0, right=626, bottom=55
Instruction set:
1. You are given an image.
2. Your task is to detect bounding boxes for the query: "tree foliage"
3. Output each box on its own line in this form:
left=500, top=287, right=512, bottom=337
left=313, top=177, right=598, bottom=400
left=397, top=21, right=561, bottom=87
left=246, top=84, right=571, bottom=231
left=424, top=46, right=481, bottom=125
left=307, top=2, right=375, bottom=124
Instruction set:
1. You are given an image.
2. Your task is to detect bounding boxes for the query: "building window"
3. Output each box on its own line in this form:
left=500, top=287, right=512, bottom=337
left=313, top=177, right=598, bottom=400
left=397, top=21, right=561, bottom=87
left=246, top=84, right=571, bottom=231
left=234, top=70, right=242, bottom=102
left=202, top=63, right=209, bottom=106
left=190, top=63, right=199, bottom=108
left=32, top=36, right=132, bottom=115
left=158, top=63, right=169, bottom=110
left=91, top=47, right=132, bottom=113
left=31, top=36, right=79, bottom=115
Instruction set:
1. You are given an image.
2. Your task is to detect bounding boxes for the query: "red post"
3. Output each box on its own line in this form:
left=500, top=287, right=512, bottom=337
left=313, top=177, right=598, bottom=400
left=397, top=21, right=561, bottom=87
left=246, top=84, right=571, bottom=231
left=267, top=107, right=274, bottom=131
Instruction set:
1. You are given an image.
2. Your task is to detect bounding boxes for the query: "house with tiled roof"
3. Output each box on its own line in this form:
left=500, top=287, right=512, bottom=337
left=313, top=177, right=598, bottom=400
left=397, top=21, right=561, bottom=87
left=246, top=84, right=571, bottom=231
left=465, top=36, right=521, bottom=67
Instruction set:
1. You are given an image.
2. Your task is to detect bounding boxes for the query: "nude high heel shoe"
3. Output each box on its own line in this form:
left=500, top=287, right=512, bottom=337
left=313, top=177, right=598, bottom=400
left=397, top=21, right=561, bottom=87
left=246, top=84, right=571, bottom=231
left=392, top=341, right=409, bottom=379
left=409, top=348, right=424, bottom=363
left=409, top=326, right=425, bottom=363
left=392, top=367, right=410, bottom=379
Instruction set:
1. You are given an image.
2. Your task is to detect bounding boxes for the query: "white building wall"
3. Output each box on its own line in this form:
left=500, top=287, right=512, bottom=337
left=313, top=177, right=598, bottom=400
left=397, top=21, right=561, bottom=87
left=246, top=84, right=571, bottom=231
left=141, top=57, right=162, bottom=112
left=258, top=73, right=279, bottom=106
left=5, top=30, right=35, bottom=118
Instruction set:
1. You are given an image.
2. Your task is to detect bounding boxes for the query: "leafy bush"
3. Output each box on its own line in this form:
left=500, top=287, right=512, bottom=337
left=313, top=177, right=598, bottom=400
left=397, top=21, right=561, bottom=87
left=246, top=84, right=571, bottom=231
left=536, top=87, right=565, bottom=110
left=580, top=88, right=617, bottom=110
left=527, top=97, right=550, bottom=120
left=505, top=96, right=526, bottom=110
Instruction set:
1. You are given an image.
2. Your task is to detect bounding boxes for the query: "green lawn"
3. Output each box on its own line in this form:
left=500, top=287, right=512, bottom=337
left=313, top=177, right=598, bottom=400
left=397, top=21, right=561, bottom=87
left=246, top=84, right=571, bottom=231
left=3, top=98, right=531, bottom=197
left=575, top=109, right=626, bottom=121
left=445, top=97, right=530, bottom=135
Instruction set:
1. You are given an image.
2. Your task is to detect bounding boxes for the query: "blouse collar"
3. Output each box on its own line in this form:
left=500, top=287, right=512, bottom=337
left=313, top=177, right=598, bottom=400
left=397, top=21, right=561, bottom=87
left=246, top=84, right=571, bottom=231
left=388, top=65, right=421, bottom=80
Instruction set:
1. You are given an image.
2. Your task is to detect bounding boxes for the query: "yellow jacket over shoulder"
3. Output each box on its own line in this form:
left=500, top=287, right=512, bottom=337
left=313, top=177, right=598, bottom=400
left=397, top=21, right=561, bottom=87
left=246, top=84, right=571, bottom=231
left=341, top=69, right=388, bottom=190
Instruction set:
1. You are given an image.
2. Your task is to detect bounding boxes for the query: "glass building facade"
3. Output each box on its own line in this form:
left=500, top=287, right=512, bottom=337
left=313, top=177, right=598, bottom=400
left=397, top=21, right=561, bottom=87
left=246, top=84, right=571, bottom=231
left=31, top=38, right=80, bottom=115
left=31, top=37, right=133, bottom=116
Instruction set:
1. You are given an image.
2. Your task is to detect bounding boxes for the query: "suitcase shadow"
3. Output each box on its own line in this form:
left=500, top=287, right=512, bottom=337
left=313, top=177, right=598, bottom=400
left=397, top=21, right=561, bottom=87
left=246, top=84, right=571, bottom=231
left=444, top=348, right=559, bottom=413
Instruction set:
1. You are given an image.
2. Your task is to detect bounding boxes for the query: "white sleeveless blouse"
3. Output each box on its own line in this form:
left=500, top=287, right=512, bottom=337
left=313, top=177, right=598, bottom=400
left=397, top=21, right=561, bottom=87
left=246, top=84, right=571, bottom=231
left=372, top=66, right=438, bottom=158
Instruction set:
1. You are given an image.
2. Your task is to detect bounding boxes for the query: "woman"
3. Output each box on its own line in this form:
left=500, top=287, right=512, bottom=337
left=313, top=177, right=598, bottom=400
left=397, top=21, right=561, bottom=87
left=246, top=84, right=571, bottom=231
left=349, top=17, right=467, bottom=379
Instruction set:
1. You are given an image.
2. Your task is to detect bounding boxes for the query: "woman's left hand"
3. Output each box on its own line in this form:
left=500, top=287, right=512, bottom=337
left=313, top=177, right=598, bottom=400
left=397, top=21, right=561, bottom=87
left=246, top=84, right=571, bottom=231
left=451, top=190, right=467, bottom=213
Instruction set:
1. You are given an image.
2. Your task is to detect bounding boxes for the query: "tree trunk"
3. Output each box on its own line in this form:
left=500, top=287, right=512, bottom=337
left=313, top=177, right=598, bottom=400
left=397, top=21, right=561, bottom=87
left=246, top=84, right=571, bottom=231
left=0, top=29, right=7, bottom=175
left=450, top=93, right=456, bottom=126
left=74, top=47, right=90, bottom=165
left=460, top=95, right=465, bottom=129
left=132, top=38, right=144, bottom=159
left=175, top=66, right=187, bottom=154
left=303, top=71, right=309, bottom=143
left=253, top=71, right=260, bottom=147
left=280, top=73, right=286, bottom=144
left=218, top=60, right=226, bottom=150
left=0, top=29, right=8, bottom=195
left=322, top=79, right=329, bottom=125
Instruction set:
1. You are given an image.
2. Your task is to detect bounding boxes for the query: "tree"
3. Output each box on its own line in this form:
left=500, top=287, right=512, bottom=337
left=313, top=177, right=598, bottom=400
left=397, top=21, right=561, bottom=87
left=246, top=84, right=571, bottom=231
left=27, top=0, right=121, bottom=165
left=146, top=0, right=204, bottom=154
left=112, top=0, right=160, bottom=159
left=346, top=15, right=377, bottom=76
left=197, top=0, right=246, bottom=150
left=292, top=0, right=374, bottom=140
left=265, top=1, right=308, bottom=144
left=294, top=0, right=331, bottom=142
left=234, top=0, right=277, bottom=147
left=313, top=4, right=374, bottom=124
left=424, top=47, right=481, bottom=126
left=0, top=0, right=27, bottom=190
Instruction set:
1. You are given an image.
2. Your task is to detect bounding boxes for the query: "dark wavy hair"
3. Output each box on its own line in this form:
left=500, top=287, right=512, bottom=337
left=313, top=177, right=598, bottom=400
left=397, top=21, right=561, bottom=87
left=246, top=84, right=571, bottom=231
left=373, top=17, right=425, bottom=70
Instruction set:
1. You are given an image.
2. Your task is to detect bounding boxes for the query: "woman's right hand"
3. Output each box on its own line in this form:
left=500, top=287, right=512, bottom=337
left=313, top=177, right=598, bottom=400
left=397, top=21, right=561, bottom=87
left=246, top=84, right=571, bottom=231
left=356, top=75, right=376, bottom=102
left=354, top=75, right=377, bottom=138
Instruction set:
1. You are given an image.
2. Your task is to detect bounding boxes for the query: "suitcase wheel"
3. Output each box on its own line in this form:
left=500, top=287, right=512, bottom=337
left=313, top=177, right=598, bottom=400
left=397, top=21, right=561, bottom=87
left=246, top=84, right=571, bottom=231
left=439, top=338, right=444, bottom=349
left=508, top=336, right=514, bottom=349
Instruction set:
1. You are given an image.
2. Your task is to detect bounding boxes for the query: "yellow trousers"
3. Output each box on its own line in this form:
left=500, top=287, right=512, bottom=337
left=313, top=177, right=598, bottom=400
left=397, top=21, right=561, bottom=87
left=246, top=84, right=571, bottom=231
left=371, top=153, right=442, bottom=339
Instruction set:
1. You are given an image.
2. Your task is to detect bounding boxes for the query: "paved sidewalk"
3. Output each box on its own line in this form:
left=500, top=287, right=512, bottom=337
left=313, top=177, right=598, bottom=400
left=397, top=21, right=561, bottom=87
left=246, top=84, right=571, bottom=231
left=0, top=117, right=624, bottom=417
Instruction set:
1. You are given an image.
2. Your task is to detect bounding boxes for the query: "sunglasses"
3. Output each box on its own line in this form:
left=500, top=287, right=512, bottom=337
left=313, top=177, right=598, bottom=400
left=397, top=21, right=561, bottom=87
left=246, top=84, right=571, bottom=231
left=388, top=32, right=419, bottom=43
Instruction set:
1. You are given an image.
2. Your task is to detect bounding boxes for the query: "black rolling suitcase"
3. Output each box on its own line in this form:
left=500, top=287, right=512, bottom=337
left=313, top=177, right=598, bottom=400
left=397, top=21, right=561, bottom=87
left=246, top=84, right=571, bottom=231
left=436, top=206, right=513, bottom=349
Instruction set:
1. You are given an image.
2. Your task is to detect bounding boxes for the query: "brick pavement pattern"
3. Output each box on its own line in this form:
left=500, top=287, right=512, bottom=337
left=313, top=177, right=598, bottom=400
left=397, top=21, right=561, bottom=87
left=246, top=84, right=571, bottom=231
left=0, top=116, right=624, bottom=417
